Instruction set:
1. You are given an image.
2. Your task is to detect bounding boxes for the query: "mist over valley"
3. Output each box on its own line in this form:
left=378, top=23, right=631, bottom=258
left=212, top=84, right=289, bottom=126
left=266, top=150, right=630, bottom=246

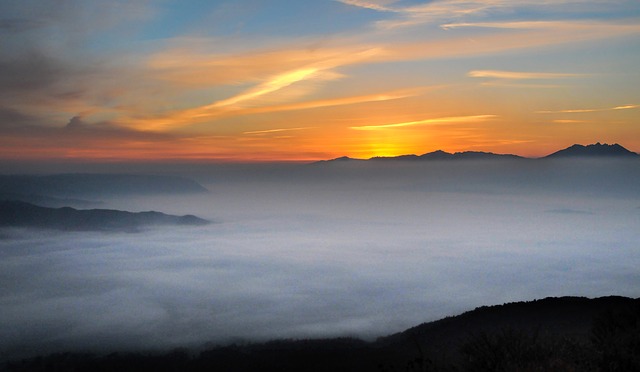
left=1, top=152, right=639, bottom=363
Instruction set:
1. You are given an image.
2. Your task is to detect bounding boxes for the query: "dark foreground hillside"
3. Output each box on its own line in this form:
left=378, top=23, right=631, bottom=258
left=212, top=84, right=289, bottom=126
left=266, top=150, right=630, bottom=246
left=3, top=296, right=639, bottom=372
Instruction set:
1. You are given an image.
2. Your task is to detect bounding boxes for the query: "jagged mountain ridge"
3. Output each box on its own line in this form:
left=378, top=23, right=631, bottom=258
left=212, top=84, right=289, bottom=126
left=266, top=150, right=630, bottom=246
left=545, top=142, right=639, bottom=158
left=318, top=142, right=638, bottom=163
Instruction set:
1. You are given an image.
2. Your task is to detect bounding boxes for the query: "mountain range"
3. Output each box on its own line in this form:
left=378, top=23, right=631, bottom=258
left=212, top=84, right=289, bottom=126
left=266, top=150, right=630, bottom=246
left=318, top=142, right=639, bottom=163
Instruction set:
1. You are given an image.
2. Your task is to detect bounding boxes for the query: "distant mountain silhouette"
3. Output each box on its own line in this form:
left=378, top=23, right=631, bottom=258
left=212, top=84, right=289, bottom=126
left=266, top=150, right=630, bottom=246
left=313, top=156, right=364, bottom=164
left=6, top=296, right=639, bottom=371
left=0, top=173, right=208, bottom=198
left=544, top=142, right=639, bottom=158
left=368, top=150, right=523, bottom=162
left=318, top=143, right=638, bottom=163
left=0, top=200, right=209, bottom=232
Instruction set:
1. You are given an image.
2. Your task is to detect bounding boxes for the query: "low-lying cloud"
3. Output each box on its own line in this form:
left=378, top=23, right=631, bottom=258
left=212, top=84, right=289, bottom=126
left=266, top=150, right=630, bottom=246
left=1, top=160, right=639, bottom=360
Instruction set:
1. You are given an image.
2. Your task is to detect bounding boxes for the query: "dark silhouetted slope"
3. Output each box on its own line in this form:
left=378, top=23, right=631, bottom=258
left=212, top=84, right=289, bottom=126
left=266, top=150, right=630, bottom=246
left=4, top=296, right=638, bottom=371
left=0, top=200, right=209, bottom=232
left=378, top=296, right=638, bottom=351
left=367, top=150, right=523, bottom=162
left=370, top=154, right=420, bottom=161
left=317, top=150, right=526, bottom=163
left=313, top=156, right=365, bottom=164
left=418, top=149, right=455, bottom=160
left=450, top=151, right=524, bottom=160
left=545, top=143, right=638, bottom=158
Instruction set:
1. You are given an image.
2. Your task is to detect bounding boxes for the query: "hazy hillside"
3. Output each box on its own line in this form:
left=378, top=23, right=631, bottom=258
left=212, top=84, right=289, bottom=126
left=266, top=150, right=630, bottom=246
left=0, top=200, right=209, bottom=232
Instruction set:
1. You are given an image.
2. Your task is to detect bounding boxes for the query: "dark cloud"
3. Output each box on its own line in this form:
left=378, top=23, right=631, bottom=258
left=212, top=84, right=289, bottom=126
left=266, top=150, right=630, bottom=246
left=65, top=116, right=86, bottom=130
left=60, top=116, right=172, bottom=141
left=0, top=52, right=66, bottom=94
left=0, top=107, right=39, bottom=128
left=0, top=112, right=173, bottom=158
left=0, top=1, right=154, bottom=121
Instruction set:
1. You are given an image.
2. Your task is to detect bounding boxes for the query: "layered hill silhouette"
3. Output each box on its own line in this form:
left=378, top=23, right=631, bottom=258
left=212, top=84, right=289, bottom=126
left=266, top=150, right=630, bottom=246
left=0, top=174, right=211, bottom=232
left=318, top=142, right=638, bottom=163
left=0, top=200, right=209, bottom=232
left=4, top=296, right=639, bottom=371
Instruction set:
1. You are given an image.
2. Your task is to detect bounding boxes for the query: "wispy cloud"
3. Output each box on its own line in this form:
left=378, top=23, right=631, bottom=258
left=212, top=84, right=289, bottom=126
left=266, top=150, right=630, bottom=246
left=537, top=104, right=639, bottom=114
left=350, top=115, right=497, bottom=130
left=478, top=82, right=563, bottom=89
left=441, top=20, right=640, bottom=34
left=338, top=0, right=507, bottom=29
left=129, top=46, right=386, bottom=130
left=379, top=20, right=640, bottom=68
left=334, top=0, right=398, bottom=13
left=148, top=44, right=380, bottom=88
left=441, top=21, right=563, bottom=30
left=613, top=104, right=640, bottom=110
left=243, top=127, right=316, bottom=135
left=202, top=68, right=321, bottom=109
left=340, top=0, right=619, bottom=30
left=235, top=87, right=428, bottom=115
left=338, top=0, right=498, bottom=29
left=128, top=85, right=422, bottom=131
left=468, top=70, right=583, bottom=80
left=553, top=119, right=588, bottom=123
left=130, top=17, right=640, bottom=133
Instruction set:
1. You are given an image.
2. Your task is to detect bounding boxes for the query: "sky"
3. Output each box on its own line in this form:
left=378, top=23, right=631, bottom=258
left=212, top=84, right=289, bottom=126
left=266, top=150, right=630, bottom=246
left=1, top=0, right=639, bottom=162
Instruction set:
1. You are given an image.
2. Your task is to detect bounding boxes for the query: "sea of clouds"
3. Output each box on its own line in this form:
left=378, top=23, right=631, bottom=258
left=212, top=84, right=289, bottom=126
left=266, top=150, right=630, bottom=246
left=1, top=160, right=639, bottom=359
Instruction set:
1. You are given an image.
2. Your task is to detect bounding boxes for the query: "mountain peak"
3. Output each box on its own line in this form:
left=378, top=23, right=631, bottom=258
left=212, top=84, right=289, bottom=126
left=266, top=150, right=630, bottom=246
left=545, top=143, right=638, bottom=158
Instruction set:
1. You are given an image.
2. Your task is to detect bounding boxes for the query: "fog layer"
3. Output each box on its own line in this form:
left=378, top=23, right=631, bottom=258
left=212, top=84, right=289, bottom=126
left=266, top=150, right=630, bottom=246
left=1, top=160, right=639, bottom=359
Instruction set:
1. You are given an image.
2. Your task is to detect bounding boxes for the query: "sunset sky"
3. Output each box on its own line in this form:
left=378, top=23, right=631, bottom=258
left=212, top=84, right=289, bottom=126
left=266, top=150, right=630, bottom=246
left=1, top=0, right=639, bottom=162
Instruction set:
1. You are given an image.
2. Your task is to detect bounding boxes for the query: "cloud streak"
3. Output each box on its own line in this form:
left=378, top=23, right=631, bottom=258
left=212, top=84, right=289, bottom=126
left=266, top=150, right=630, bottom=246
left=537, top=104, right=639, bottom=114
left=229, top=87, right=428, bottom=117
left=132, top=16, right=640, bottom=132
left=350, top=115, right=497, bottom=130
left=340, top=0, right=628, bottom=30
left=243, top=127, right=316, bottom=135
left=335, top=0, right=398, bottom=13
left=202, top=68, right=321, bottom=109
left=468, top=70, right=584, bottom=80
